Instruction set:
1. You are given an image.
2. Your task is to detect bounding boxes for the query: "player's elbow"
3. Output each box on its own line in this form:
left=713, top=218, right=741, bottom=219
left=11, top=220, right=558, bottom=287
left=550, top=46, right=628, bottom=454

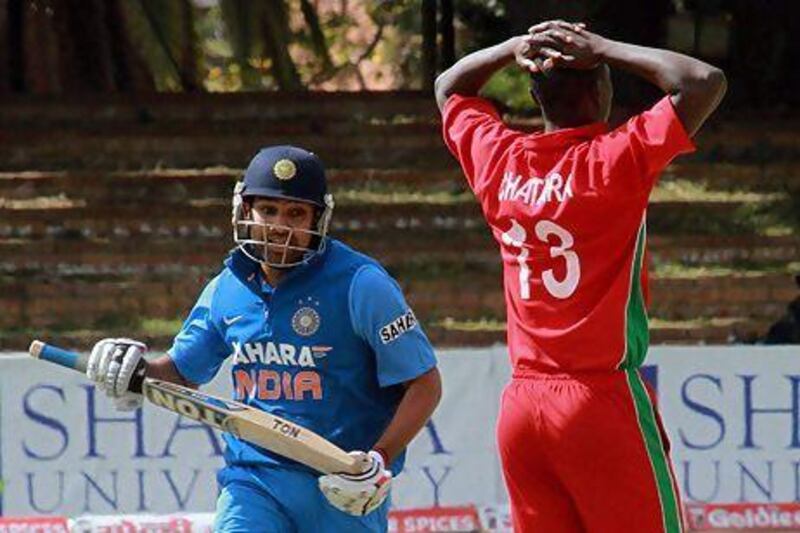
left=426, top=366, right=443, bottom=409
left=434, top=71, right=453, bottom=113
left=683, top=65, right=727, bottom=108
left=697, top=66, right=727, bottom=102
left=410, top=366, right=443, bottom=411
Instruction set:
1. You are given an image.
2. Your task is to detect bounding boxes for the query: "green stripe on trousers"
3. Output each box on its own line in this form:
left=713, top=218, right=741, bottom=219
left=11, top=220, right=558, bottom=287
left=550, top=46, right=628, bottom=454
left=626, top=369, right=684, bottom=533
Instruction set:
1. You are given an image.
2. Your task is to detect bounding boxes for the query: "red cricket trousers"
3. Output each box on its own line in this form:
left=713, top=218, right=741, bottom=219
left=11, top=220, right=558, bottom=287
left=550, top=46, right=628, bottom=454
left=497, top=368, right=684, bottom=533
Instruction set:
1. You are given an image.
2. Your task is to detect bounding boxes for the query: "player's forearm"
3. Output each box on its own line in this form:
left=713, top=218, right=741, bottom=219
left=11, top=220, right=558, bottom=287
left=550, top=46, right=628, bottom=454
left=599, top=39, right=726, bottom=135
left=434, top=36, right=524, bottom=112
left=373, top=367, right=442, bottom=462
left=145, top=355, right=196, bottom=388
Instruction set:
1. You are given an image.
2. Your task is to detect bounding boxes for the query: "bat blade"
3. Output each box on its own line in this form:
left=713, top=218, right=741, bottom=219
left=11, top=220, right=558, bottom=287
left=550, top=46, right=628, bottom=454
left=28, top=340, right=365, bottom=475
left=142, top=379, right=365, bottom=475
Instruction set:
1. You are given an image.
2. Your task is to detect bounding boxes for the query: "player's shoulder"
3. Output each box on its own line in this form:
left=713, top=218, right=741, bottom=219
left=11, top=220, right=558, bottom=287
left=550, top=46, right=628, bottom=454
left=325, top=239, right=394, bottom=290
left=211, top=249, right=261, bottom=300
left=444, top=94, right=499, bottom=117
left=326, top=239, right=386, bottom=274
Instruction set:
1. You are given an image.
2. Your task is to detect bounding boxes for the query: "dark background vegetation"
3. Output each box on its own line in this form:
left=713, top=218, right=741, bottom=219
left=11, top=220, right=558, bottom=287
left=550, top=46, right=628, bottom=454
left=1, top=0, right=798, bottom=112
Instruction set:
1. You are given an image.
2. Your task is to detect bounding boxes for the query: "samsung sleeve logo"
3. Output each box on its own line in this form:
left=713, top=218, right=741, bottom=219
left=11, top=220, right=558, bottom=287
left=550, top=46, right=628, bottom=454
left=379, top=310, right=418, bottom=344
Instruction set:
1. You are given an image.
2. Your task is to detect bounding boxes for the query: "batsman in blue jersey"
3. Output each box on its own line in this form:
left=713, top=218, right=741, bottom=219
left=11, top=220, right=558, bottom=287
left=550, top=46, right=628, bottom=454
left=84, top=145, right=443, bottom=532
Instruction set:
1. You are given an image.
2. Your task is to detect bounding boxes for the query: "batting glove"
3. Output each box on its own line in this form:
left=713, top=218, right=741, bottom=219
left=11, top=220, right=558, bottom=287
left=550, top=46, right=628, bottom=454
left=87, top=338, right=147, bottom=411
left=318, top=450, right=392, bottom=516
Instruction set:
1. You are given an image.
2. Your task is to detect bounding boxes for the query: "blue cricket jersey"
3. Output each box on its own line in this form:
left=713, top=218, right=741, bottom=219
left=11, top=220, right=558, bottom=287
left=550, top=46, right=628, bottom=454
left=168, top=239, right=437, bottom=475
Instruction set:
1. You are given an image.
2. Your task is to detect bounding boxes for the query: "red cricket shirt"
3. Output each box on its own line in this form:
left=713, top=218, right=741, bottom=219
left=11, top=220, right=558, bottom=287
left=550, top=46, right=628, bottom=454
left=442, top=95, right=694, bottom=372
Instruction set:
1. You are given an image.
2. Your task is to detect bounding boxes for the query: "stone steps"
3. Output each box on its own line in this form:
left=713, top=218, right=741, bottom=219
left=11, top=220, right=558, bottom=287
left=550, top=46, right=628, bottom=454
left=2, top=161, right=797, bottom=203
left=0, top=169, right=464, bottom=200
left=3, top=122, right=800, bottom=172
left=0, top=93, right=796, bottom=348
left=1, top=195, right=778, bottom=242
left=0, top=131, right=453, bottom=171
left=1, top=233, right=797, bottom=276
left=0, top=91, right=438, bottom=127
left=0, top=316, right=775, bottom=352
left=1, top=266, right=792, bottom=330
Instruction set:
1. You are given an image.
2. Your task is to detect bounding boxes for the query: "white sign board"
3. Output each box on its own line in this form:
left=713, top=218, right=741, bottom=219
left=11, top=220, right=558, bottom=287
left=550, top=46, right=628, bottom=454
left=647, top=346, right=800, bottom=504
left=0, top=345, right=798, bottom=516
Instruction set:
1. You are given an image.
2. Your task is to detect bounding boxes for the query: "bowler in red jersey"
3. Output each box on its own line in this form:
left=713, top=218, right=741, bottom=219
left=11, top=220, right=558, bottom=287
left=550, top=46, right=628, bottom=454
left=435, top=20, right=726, bottom=533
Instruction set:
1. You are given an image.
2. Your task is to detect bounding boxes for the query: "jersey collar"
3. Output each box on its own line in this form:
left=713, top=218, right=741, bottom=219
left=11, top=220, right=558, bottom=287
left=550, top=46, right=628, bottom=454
left=225, top=239, right=332, bottom=295
left=523, top=122, right=607, bottom=149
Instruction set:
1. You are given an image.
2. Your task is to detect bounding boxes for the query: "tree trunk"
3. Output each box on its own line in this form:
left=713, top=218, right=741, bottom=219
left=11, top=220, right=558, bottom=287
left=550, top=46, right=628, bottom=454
left=439, top=0, right=455, bottom=69
left=300, top=0, right=333, bottom=73
left=104, top=0, right=155, bottom=92
left=24, top=0, right=61, bottom=93
left=421, top=0, right=436, bottom=92
left=0, top=0, right=9, bottom=93
left=59, top=0, right=116, bottom=92
left=728, top=0, right=799, bottom=108
left=7, top=0, right=24, bottom=91
left=261, top=1, right=302, bottom=90
left=178, top=0, right=199, bottom=91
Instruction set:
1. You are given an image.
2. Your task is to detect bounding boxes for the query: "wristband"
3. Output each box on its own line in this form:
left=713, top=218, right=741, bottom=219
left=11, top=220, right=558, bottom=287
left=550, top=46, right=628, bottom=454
left=373, top=447, right=389, bottom=466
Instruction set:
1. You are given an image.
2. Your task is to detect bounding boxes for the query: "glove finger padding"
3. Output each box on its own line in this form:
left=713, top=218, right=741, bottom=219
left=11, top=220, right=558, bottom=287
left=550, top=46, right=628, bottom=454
left=87, top=339, right=116, bottom=390
left=115, top=342, right=146, bottom=396
left=86, top=340, right=104, bottom=383
left=318, top=450, right=392, bottom=516
left=98, top=341, right=121, bottom=392
left=87, top=338, right=146, bottom=403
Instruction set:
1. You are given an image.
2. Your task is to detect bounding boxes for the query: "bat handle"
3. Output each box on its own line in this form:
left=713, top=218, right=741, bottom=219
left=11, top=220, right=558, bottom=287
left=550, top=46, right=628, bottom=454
left=29, top=340, right=146, bottom=394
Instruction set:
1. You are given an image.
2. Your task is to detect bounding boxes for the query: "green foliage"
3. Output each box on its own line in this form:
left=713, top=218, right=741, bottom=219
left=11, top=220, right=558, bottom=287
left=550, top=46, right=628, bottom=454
left=140, top=318, right=184, bottom=336
left=454, top=0, right=509, bottom=50
left=122, top=0, right=188, bottom=91
left=481, top=66, right=537, bottom=113
left=195, top=1, right=426, bottom=91
left=436, top=317, right=506, bottom=332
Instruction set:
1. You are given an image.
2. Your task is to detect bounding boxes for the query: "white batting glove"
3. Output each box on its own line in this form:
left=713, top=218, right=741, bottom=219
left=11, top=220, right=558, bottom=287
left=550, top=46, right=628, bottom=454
left=86, top=338, right=147, bottom=411
left=318, top=450, right=392, bottom=516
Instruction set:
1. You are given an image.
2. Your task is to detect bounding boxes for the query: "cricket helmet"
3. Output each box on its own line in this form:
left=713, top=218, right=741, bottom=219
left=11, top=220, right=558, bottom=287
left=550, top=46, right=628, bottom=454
left=233, top=145, right=334, bottom=268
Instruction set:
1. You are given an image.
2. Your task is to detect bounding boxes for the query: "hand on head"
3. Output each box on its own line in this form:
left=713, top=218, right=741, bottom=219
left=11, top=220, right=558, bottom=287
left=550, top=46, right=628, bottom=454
left=516, top=20, right=605, bottom=74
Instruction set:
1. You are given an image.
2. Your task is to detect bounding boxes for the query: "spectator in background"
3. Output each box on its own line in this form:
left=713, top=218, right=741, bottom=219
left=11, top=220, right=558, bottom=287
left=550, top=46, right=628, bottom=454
left=764, top=275, right=800, bottom=344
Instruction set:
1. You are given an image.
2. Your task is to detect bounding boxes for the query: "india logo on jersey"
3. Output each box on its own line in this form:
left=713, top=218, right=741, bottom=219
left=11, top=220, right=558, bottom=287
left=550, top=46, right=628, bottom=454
left=292, top=306, right=321, bottom=336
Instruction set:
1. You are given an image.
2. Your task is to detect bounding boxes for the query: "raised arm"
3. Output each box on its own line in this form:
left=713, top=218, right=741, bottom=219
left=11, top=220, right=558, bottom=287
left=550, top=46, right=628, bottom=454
left=434, top=21, right=589, bottom=113
left=434, top=36, right=523, bottom=112
left=602, top=40, right=726, bottom=135
left=535, top=23, right=727, bottom=136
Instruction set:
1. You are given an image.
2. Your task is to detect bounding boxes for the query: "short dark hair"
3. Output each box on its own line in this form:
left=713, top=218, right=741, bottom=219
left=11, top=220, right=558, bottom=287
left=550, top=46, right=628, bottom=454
left=530, top=66, right=606, bottom=126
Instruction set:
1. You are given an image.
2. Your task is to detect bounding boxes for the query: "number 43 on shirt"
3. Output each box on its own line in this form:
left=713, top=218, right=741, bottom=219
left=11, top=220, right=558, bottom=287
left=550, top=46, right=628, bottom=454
left=501, top=218, right=581, bottom=300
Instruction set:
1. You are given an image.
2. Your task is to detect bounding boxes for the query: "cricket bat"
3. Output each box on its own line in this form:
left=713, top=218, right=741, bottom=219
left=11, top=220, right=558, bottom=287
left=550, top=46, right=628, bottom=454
left=28, top=340, right=367, bottom=476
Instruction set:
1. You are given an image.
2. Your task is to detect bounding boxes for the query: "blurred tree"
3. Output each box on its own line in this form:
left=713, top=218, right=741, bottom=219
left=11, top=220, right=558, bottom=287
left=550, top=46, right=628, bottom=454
left=421, top=0, right=436, bottom=91
left=726, top=0, right=800, bottom=109
left=1, top=0, right=156, bottom=94
left=261, top=1, right=302, bottom=89
left=300, top=0, right=334, bottom=75
left=122, top=0, right=199, bottom=91
left=9, top=0, right=790, bottom=109
left=1, top=0, right=426, bottom=93
left=463, top=0, right=671, bottom=114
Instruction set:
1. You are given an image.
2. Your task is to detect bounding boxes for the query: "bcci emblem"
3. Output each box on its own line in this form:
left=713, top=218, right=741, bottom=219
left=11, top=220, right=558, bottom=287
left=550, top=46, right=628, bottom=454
left=292, top=306, right=320, bottom=336
left=274, top=159, right=297, bottom=181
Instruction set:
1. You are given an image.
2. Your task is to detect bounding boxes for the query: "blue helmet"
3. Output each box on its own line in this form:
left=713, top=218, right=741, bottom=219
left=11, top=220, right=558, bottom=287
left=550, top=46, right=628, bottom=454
left=240, top=145, right=327, bottom=207
left=233, top=145, right=335, bottom=268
